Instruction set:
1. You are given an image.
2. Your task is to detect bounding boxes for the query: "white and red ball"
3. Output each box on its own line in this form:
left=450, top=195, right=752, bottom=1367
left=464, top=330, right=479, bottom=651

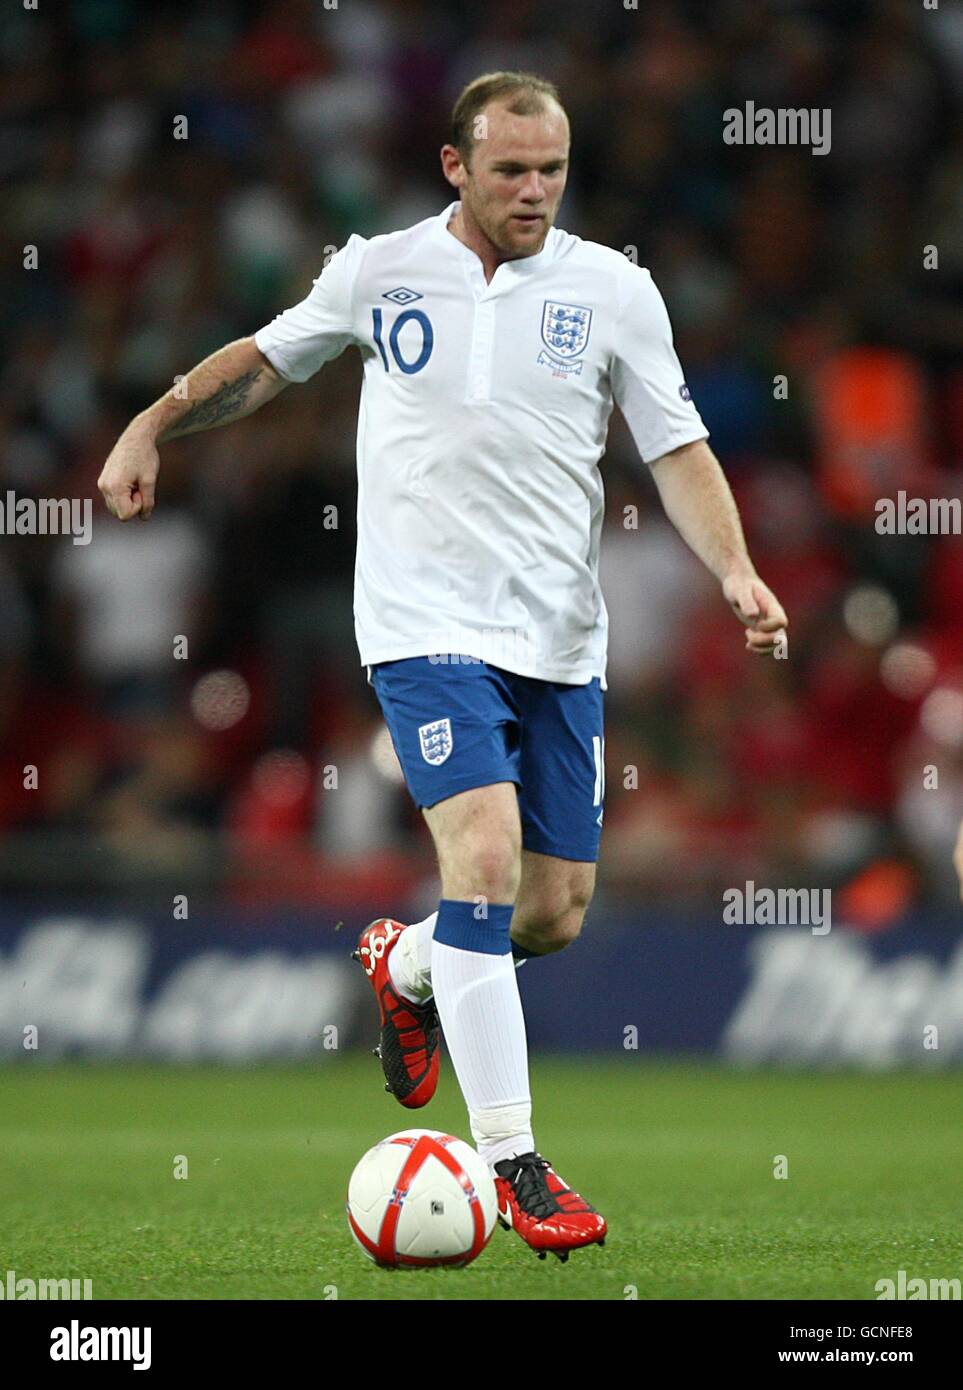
left=346, top=1128, right=497, bottom=1268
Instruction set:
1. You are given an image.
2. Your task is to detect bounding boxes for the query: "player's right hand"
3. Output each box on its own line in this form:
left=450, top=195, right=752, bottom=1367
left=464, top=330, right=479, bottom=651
left=722, top=570, right=788, bottom=656
left=97, top=428, right=160, bottom=521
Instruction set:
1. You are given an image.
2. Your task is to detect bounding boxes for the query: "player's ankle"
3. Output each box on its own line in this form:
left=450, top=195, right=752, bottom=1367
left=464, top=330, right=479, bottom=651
left=386, top=923, right=433, bottom=1003
left=479, top=1134, right=537, bottom=1169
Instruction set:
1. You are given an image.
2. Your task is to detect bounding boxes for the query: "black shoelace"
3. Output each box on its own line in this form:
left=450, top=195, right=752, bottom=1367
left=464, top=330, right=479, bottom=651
left=416, top=997, right=438, bottom=1031
left=497, top=1153, right=559, bottom=1221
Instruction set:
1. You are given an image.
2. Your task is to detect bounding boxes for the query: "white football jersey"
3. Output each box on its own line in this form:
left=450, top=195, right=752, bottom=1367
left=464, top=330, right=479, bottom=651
left=254, top=200, right=708, bottom=687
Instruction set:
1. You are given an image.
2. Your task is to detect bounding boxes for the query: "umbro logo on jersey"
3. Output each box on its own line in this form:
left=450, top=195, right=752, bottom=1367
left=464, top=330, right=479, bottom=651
left=382, top=287, right=423, bottom=304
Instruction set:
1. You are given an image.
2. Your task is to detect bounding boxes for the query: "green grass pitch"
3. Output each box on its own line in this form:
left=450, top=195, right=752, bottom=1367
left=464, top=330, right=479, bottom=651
left=2, top=1058, right=960, bottom=1300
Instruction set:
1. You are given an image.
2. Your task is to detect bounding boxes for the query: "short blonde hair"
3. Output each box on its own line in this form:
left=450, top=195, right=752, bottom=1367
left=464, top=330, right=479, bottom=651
left=450, top=71, right=563, bottom=162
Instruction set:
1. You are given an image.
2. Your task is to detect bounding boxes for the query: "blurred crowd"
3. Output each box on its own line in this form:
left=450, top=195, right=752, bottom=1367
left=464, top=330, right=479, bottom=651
left=1, top=0, right=962, bottom=915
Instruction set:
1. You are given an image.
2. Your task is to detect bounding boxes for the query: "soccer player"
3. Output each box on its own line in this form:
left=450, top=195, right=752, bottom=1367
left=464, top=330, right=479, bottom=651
left=98, top=71, right=788, bottom=1261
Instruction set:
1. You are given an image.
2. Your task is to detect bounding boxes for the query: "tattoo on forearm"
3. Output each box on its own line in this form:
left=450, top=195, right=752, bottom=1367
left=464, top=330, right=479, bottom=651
left=166, top=368, right=264, bottom=437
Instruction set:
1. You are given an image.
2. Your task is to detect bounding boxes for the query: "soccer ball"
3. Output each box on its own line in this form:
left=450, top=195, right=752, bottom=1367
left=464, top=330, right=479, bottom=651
left=346, top=1128, right=498, bottom=1268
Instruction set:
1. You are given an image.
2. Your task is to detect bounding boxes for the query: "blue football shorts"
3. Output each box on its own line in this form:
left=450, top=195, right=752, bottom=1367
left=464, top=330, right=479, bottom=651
left=369, top=655, right=605, bottom=863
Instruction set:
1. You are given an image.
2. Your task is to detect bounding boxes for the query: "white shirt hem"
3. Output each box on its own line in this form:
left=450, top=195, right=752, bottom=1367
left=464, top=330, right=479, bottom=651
left=359, top=643, right=601, bottom=687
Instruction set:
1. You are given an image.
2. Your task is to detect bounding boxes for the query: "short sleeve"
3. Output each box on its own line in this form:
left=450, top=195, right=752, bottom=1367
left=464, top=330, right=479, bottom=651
left=254, top=235, right=365, bottom=384
left=611, top=266, right=709, bottom=464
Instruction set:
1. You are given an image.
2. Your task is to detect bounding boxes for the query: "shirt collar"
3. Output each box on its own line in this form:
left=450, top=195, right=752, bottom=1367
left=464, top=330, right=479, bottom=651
left=431, top=199, right=557, bottom=274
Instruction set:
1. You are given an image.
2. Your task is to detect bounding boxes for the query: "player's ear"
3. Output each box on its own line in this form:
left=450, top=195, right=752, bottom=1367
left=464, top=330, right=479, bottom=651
left=440, top=144, right=464, bottom=188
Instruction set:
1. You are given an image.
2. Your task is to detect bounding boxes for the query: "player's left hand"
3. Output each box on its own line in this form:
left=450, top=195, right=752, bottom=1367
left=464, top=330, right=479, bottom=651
left=722, top=571, right=788, bottom=656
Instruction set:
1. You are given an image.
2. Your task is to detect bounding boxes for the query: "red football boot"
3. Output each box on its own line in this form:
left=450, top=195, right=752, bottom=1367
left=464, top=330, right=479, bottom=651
left=494, top=1152, right=607, bottom=1261
left=352, top=918, right=440, bottom=1109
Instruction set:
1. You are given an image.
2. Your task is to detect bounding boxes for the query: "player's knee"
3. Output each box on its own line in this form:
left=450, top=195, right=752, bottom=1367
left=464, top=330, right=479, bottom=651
left=547, top=904, right=587, bottom=951
left=440, top=828, right=521, bottom=903
left=514, top=883, right=593, bottom=953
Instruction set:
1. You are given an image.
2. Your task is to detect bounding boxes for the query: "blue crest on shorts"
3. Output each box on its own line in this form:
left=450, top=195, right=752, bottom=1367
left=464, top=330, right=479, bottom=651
left=541, top=301, right=592, bottom=359
left=418, top=717, right=453, bottom=765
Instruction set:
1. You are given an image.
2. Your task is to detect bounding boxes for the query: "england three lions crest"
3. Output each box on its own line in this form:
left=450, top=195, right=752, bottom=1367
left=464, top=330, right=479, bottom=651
left=418, top=718, right=453, bottom=765
left=541, top=300, right=592, bottom=359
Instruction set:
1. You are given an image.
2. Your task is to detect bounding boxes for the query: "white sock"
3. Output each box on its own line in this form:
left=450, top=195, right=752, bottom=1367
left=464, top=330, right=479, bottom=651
left=387, top=912, right=437, bottom=1003
left=388, top=912, right=527, bottom=1002
left=475, top=1123, right=538, bottom=1170
left=430, top=938, right=534, bottom=1168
